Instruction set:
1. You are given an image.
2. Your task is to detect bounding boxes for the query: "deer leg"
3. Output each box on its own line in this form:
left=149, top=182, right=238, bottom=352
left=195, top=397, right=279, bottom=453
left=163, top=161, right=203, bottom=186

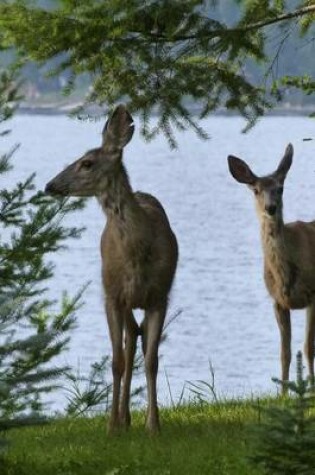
left=140, top=318, right=148, bottom=356
left=106, top=301, right=124, bottom=434
left=119, top=312, right=139, bottom=428
left=142, top=303, right=166, bottom=434
left=274, top=302, right=291, bottom=391
left=304, top=301, right=315, bottom=386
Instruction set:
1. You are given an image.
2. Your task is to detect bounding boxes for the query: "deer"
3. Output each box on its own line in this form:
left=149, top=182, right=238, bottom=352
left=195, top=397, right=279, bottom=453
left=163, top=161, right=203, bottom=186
left=228, top=144, right=315, bottom=390
left=45, top=105, right=178, bottom=433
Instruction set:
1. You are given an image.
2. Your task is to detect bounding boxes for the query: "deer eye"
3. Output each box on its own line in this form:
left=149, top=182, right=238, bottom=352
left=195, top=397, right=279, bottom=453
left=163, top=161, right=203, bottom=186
left=253, top=188, right=259, bottom=196
left=81, top=160, right=93, bottom=170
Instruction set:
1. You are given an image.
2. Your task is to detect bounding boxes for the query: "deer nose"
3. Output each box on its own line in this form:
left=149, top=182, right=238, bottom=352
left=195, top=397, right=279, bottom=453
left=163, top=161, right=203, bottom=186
left=45, top=181, right=56, bottom=195
left=266, top=204, right=277, bottom=216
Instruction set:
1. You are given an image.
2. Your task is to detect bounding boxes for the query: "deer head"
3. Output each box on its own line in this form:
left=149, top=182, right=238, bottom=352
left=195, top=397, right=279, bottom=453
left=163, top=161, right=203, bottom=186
left=227, top=144, right=293, bottom=218
left=45, top=105, right=135, bottom=197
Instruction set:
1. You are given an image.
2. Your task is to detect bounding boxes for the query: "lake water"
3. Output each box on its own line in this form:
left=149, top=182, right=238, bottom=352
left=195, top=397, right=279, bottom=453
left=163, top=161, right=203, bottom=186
left=2, top=114, right=315, bottom=408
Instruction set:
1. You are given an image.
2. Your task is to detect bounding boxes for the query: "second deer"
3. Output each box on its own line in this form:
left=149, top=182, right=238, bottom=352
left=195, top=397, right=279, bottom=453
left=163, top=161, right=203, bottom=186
left=228, top=144, right=315, bottom=388
left=45, top=105, right=178, bottom=433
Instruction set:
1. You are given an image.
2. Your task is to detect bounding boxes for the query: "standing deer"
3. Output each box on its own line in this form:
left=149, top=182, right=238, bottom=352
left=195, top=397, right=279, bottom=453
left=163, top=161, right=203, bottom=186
left=45, top=105, right=178, bottom=433
left=228, top=144, right=315, bottom=389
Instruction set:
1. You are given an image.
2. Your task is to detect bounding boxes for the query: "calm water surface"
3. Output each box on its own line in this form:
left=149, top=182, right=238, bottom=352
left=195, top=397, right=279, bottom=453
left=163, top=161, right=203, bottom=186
left=3, top=114, right=315, bottom=408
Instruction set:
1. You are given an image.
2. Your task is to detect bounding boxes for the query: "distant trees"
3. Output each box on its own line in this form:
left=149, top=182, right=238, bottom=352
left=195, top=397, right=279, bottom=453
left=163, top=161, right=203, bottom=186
left=0, top=1, right=314, bottom=145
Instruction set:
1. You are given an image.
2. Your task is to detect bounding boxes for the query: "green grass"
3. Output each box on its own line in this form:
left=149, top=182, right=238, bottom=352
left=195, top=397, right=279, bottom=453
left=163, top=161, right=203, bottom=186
left=1, top=400, right=266, bottom=475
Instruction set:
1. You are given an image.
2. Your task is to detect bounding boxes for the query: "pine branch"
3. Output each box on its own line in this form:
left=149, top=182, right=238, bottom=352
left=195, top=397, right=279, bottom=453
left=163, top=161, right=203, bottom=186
left=239, top=5, right=315, bottom=34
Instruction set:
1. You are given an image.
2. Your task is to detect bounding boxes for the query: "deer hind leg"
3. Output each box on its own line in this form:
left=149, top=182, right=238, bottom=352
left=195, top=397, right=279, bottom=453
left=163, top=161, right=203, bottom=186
left=142, top=303, right=167, bottom=434
left=119, top=312, right=139, bottom=429
left=304, top=301, right=315, bottom=386
left=106, top=301, right=124, bottom=434
left=274, top=302, right=291, bottom=391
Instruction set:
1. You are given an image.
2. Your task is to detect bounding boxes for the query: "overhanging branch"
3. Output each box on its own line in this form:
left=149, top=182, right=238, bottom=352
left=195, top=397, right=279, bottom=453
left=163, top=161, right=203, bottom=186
left=147, top=4, right=315, bottom=42
left=0, top=3, right=314, bottom=46
left=240, top=4, right=315, bottom=33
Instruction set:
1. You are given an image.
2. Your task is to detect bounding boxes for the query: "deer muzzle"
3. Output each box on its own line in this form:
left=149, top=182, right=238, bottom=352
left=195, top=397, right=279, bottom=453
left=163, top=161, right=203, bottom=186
left=265, top=204, right=277, bottom=216
left=45, top=179, right=65, bottom=196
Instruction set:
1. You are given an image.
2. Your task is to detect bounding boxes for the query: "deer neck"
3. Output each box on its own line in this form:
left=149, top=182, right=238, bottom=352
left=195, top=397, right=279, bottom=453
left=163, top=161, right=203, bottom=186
left=259, top=206, right=286, bottom=263
left=259, top=204, right=294, bottom=305
left=98, top=163, right=147, bottom=238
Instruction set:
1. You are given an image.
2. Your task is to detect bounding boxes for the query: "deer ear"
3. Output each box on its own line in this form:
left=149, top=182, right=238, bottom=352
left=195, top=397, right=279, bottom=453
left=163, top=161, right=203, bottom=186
left=276, top=143, right=293, bottom=180
left=102, top=104, right=135, bottom=150
left=227, top=155, right=257, bottom=185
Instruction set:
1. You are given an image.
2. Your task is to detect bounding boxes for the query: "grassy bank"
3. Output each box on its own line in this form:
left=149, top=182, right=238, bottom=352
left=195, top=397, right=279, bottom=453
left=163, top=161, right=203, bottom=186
left=1, top=399, right=266, bottom=475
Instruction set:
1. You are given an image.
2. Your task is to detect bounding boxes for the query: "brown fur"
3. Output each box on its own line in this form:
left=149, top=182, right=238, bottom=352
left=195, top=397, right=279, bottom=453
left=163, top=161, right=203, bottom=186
left=228, top=144, right=315, bottom=387
left=263, top=219, right=315, bottom=310
left=46, top=105, right=178, bottom=433
left=101, top=188, right=177, bottom=310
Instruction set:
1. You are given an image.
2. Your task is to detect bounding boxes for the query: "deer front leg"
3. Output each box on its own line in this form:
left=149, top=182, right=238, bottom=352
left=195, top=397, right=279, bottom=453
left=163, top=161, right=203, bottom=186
left=106, top=300, right=124, bottom=434
left=274, top=302, right=291, bottom=391
left=304, top=301, right=315, bottom=386
left=142, top=303, right=166, bottom=434
left=119, top=312, right=139, bottom=429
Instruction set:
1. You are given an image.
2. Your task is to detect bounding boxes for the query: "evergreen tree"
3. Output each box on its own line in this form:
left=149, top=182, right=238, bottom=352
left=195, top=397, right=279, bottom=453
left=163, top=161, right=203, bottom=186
left=0, top=1, right=314, bottom=146
left=250, top=352, right=315, bottom=475
left=0, top=69, right=85, bottom=450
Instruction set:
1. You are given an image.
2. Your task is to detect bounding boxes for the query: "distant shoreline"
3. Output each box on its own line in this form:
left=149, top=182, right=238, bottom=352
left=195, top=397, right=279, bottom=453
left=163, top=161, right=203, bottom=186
left=17, top=103, right=315, bottom=118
